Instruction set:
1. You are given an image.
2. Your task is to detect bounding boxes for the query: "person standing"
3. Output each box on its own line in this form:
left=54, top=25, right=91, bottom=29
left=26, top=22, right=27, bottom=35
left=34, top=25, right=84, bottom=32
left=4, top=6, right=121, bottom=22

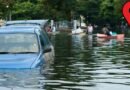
left=52, top=25, right=56, bottom=32
left=87, top=24, right=93, bottom=35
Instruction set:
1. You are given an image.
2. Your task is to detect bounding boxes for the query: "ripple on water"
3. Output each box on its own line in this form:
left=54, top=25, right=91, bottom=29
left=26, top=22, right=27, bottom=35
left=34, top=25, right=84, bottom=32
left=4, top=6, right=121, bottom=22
left=0, top=34, right=129, bottom=90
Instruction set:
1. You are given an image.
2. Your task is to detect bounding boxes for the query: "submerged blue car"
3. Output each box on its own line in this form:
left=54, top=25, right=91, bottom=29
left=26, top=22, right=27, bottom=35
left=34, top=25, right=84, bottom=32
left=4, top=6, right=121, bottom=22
left=0, top=27, right=54, bottom=69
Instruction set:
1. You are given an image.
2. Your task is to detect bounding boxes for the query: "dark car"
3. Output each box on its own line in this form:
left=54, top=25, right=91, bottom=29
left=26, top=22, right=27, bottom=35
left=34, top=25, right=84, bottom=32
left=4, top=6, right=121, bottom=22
left=0, top=27, right=54, bottom=69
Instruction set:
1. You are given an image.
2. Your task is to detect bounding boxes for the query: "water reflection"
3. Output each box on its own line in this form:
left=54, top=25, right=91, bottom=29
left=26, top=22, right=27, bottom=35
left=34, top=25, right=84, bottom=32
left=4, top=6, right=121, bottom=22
left=48, top=33, right=130, bottom=90
left=0, top=59, right=54, bottom=90
left=0, top=33, right=130, bottom=90
left=96, top=37, right=124, bottom=47
left=71, top=34, right=85, bottom=50
left=0, top=69, right=45, bottom=90
left=87, top=35, right=93, bottom=48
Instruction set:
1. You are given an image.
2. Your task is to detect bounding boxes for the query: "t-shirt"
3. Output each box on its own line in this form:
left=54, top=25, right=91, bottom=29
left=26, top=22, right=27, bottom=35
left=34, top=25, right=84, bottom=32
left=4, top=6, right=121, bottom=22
left=87, top=26, right=93, bottom=33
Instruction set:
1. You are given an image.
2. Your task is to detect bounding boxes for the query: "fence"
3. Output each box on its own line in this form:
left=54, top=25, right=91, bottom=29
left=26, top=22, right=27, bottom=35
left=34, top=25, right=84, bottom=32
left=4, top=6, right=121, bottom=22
left=55, top=21, right=73, bottom=32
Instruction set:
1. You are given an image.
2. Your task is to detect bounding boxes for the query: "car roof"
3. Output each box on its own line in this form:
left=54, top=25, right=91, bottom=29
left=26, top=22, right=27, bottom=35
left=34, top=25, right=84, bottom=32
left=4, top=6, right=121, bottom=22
left=5, top=20, right=48, bottom=26
left=1, top=25, right=41, bottom=29
left=0, top=27, right=40, bottom=33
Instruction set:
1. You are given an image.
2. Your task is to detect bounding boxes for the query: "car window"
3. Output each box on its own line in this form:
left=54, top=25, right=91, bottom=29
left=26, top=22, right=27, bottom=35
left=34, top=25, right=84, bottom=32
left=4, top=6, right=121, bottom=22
left=0, top=33, right=39, bottom=53
left=40, top=30, right=51, bottom=46
left=39, top=33, right=45, bottom=48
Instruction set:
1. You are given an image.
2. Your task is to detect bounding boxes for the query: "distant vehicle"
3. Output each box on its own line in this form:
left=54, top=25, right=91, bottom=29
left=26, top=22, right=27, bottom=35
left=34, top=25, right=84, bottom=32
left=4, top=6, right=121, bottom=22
left=0, top=27, right=54, bottom=69
left=4, top=20, right=48, bottom=27
left=2, top=20, right=50, bottom=32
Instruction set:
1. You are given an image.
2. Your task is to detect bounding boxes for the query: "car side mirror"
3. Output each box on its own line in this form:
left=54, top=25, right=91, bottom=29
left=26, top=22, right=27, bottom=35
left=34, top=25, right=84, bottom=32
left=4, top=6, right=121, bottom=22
left=44, top=47, right=52, bottom=53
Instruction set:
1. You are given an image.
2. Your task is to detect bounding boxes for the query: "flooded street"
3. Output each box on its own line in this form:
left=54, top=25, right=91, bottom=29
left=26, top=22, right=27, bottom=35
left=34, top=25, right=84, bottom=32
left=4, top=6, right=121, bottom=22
left=0, top=33, right=130, bottom=90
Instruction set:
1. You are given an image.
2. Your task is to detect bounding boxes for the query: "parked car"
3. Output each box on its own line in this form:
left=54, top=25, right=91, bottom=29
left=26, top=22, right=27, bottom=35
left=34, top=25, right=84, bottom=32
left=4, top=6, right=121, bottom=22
left=2, top=20, right=50, bottom=32
left=0, top=27, right=54, bottom=69
left=4, top=20, right=48, bottom=27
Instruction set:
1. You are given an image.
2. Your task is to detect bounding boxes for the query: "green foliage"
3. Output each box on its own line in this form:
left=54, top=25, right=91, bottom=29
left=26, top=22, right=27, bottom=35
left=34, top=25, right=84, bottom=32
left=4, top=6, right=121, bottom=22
left=39, top=0, right=76, bottom=20
left=76, top=0, right=101, bottom=24
left=0, top=0, right=15, bottom=19
left=12, top=2, right=35, bottom=19
left=99, top=0, right=127, bottom=25
left=12, top=0, right=45, bottom=20
left=0, top=0, right=127, bottom=25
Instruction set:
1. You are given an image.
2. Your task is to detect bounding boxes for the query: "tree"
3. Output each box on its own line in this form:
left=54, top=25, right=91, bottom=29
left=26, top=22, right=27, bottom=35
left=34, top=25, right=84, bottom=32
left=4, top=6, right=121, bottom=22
left=99, top=0, right=114, bottom=24
left=113, top=0, right=127, bottom=24
left=76, top=0, right=101, bottom=24
left=0, top=0, right=127, bottom=25
left=0, top=0, right=15, bottom=19
left=99, top=0, right=127, bottom=26
left=39, top=0, right=77, bottom=21
left=12, top=0, right=44, bottom=20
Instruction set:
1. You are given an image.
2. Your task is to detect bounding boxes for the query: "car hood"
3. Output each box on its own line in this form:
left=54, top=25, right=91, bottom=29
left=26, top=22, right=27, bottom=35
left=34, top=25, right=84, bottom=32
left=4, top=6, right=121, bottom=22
left=0, top=54, right=39, bottom=69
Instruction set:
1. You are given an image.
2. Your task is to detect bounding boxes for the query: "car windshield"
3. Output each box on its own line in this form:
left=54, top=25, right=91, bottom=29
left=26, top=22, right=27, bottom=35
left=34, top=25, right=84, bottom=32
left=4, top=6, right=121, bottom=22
left=0, top=33, right=39, bottom=53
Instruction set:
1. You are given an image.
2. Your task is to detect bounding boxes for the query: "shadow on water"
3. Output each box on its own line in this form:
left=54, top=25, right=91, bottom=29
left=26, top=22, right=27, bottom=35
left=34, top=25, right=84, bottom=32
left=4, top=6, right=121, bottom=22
left=0, top=32, right=130, bottom=90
